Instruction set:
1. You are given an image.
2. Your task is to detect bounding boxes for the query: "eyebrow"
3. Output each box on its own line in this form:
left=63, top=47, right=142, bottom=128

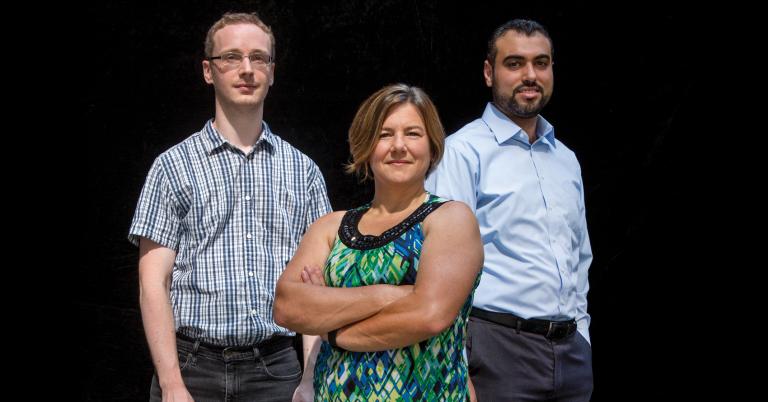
left=381, top=126, right=425, bottom=131
left=502, top=54, right=551, bottom=62
left=220, top=49, right=269, bottom=55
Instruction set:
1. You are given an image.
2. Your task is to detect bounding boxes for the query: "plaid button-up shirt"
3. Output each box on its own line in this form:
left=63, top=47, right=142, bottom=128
left=129, top=120, right=331, bottom=346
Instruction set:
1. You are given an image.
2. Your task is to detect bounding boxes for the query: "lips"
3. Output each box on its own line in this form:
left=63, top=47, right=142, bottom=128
left=515, top=86, right=541, bottom=94
left=515, top=85, right=542, bottom=101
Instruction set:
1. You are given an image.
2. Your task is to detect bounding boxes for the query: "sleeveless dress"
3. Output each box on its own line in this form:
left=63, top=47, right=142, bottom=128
left=313, top=193, right=478, bottom=401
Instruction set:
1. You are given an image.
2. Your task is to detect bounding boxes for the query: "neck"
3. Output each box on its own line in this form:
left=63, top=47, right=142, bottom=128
left=212, top=100, right=265, bottom=152
left=370, top=182, right=426, bottom=214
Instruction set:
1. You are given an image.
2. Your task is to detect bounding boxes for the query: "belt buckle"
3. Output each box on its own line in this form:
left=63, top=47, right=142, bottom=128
left=545, top=321, right=568, bottom=340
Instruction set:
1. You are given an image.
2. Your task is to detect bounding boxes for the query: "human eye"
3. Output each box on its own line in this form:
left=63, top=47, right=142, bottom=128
left=223, top=53, right=242, bottom=64
left=249, top=53, right=270, bottom=64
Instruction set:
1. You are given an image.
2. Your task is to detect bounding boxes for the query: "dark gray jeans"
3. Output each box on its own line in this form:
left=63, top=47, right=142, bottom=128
left=467, top=316, right=593, bottom=402
left=150, top=335, right=301, bottom=402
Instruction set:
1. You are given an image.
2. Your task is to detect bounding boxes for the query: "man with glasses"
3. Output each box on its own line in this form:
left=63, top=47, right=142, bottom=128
left=426, top=19, right=593, bottom=401
left=128, top=12, right=331, bottom=401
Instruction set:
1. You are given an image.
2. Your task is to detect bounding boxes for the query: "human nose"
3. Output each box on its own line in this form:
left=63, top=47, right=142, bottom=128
left=239, top=56, right=254, bottom=73
left=522, top=62, right=537, bottom=81
left=391, top=133, right=407, bottom=152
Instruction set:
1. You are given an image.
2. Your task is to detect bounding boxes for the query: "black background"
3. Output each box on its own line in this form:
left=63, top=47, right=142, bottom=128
left=82, top=1, right=704, bottom=400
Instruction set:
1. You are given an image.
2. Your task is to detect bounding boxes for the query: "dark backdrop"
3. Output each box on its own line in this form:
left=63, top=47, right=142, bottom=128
left=82, top=1, right=701, bottom=400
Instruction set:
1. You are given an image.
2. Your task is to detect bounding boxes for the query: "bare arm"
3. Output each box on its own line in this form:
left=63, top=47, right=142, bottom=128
left=274, top=212, right=411, bottom=335
left=334, top=202, right=483, bottom=352
left=138, top=238, right=193, bottom=401
left=468, top=376, right=477, bottom=402
left=292, top=334, right=321, bottom=402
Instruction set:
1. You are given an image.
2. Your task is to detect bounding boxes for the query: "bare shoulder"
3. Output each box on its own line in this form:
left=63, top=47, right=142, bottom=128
left=308, top=211, right=347, bottom=243
left=314, top=210, right=346, bottom=229
left=423, top=201, right=478, bottom=233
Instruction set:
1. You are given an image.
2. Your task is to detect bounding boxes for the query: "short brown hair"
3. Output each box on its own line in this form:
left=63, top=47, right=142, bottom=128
left=204, top=12, right=275, bottom=58
left=487, top=19, right=552, bottom=64
left=346, top=84, right=445, bottom=182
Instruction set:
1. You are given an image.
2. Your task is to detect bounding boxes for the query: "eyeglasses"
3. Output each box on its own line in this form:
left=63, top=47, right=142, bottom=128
left=208, top=52, right=273, bottom=68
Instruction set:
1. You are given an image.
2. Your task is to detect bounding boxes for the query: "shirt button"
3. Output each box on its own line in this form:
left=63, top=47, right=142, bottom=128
left=251, top=309, right=257, bottom=315
left=246, top=233, right=253, bottom=239
left=248, top=271, right=254, bottom=277
left=245, top=195, right=251, bottom=201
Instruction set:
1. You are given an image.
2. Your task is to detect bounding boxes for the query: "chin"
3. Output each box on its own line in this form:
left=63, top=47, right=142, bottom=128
left=233, top=96, right=265, bottom=107
left=383, top=175, right=424, bottom=186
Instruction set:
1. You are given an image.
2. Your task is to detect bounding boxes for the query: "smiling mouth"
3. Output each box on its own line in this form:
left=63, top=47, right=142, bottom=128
left=517, top=89, right=541, bottom=101
left=515, top=84, right=542, bottom=93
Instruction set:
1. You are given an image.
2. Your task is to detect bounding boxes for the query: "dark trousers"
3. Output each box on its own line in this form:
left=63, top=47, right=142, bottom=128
left=467, top=315, right=593, bottom=402
left=150, top=335, right=301, bottom=402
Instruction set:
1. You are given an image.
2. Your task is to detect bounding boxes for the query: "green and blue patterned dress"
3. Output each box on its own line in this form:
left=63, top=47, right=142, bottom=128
left=313, top=193, right=478, bottom=401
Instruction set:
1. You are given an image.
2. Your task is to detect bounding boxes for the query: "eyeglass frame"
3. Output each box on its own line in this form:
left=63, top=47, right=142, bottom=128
left=207, top=51, right=273, bottom=67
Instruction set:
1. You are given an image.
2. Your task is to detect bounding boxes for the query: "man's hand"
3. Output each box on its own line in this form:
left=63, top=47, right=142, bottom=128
left=292, top=372, right=314, bottom=402
left=468, top=376, right=477, bottom=402
left=161, top=382, right=194, bottom=402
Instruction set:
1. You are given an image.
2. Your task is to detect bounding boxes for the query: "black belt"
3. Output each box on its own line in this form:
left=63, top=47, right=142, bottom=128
left=470, top=308, right=577, bottom=341
left=176, top=333, right=293, bottom=356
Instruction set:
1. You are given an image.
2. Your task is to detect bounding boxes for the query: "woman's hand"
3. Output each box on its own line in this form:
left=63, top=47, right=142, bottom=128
left=301, top=265, right=326, bottom=286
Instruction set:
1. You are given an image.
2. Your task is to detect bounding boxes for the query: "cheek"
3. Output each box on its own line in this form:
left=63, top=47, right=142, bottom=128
left=495, top=73, right=520, bottom=89
left=370, top=144, right=388, bottom=162
left=211, top=71, right=229, bottom=86
left=415, top=141, right=432, bottom=161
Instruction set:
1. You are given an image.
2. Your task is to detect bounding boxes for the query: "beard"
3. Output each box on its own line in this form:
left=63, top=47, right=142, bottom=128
left=492, top=79, right=551, bottom=119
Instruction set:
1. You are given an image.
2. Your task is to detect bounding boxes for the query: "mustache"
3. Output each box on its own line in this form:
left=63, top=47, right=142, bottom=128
left=513, top=84, right=543, bottom=94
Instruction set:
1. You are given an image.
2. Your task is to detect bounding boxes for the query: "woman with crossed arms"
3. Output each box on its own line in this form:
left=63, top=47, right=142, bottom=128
left=274, top=83, right=483, bottom=401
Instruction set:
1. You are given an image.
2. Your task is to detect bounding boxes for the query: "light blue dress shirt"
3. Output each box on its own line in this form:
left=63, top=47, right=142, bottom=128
left=426, top=103, right=592, bottom=343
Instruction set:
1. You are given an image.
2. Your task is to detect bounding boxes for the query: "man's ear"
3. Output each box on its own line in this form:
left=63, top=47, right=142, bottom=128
left=203, top=60, right=213, bottom=84
left=483, top=60, right=493, bottom=88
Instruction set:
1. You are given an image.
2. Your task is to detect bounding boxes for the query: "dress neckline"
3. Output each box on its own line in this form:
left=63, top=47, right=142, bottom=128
left=339, top=193, right=444, bottom=250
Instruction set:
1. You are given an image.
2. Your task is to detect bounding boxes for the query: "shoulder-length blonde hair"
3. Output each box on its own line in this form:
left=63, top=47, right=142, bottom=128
left=346, top=83, right=445, bottom=181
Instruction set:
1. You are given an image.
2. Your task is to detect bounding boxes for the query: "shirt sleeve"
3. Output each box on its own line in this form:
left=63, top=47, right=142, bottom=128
left=574, top=170, right=593, bottom=344
left=304, top=162, right=332, bottom=232
left=127, top=158, right=182, bottom=250
left=425, top=141, right=478, bottom=213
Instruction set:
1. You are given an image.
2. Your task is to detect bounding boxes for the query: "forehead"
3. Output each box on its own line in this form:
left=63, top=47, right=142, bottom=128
left=383, top=103, right=424, bottom=126
left=213, top=23, right=271, bottom=53
left=495, top=31, right=552, bottom=59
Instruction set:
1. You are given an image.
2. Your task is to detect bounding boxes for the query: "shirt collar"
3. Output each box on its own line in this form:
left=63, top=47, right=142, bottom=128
left=481, top=103, right=556, bottom=149
left=201, top=119, right=276, bottom=155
